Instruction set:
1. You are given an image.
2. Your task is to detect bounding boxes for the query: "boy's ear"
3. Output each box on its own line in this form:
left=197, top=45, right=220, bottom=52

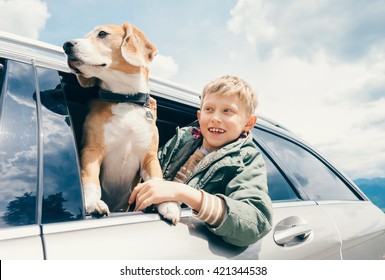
left=244, top=114, right=257, bottom=132
left=197, top=110, right=201, bottom=121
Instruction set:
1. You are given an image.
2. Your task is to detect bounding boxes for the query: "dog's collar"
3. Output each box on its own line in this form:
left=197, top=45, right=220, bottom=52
left=98, top=89, right=150, bottom=106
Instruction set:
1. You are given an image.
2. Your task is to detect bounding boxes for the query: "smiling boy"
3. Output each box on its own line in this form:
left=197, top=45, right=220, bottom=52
left=129, top=75, right=273, bottom=247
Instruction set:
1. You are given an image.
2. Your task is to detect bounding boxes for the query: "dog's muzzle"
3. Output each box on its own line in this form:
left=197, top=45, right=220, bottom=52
left=63, top=41, right=83, bottom=73
left=63, top=41, right=76, bottom=55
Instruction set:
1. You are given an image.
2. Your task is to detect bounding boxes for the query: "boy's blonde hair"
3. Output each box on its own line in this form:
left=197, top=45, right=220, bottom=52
left=201, top=75, right=258, bottom=116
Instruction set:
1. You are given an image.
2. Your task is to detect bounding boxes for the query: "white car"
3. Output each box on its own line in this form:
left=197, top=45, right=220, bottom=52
left=1, top=31, right=384, bottom=259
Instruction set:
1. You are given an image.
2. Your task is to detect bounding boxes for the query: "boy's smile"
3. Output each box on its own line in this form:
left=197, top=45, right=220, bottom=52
left=197, top=92, right=256, bottom=153
left=208, top=127, right=226, bottom=133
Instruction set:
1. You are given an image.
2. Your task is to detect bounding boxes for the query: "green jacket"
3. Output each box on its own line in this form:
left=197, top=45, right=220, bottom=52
left=158, top=124, right=273, bottom=247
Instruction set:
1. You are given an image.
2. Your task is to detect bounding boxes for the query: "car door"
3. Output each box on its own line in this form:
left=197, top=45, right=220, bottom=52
left=39, top=71, right=251, bottom=260
left=38, top=82, right=348, bottom=260
left=254, top=126, right=385, bottom=259
left=247, top=130, right=342, bottom=259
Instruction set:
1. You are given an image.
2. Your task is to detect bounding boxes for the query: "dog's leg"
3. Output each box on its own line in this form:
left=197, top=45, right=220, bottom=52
left=157, top=201, right=182, bottom=225
left=141, top=98, right=163, bottom=181
left=81, top=103, right=111, bottom=215
left=81, top=146, right=110, bottom=215
left=140, top=105, right=181, bottom=224
left=141, top=125, right=162, bottom=180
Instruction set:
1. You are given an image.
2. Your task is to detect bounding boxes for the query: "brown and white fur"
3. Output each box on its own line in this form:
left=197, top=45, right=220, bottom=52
left=63, top=23, right=180, bottom=223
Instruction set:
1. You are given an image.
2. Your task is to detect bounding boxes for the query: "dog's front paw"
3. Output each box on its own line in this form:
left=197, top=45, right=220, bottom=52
left=83, top=182, right=110, bottom=215
left=86, top=199, right=110, bottom=216
left=157, top=202, right=181, bottom=225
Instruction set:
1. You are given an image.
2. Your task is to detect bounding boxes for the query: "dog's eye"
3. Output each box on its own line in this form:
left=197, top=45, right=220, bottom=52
left=97, top=31, right=108, bottom=38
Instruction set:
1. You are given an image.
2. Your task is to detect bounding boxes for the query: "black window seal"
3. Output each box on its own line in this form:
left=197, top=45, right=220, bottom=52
left=0, top=58, right=8, bottom=131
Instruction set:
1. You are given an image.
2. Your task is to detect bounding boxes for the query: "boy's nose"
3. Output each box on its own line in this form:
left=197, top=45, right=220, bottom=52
left=210, top=114, right=221, bottom=123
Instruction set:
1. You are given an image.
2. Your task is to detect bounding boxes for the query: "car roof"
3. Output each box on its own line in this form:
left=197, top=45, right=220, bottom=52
left=0, top=30, right=296, bottom=139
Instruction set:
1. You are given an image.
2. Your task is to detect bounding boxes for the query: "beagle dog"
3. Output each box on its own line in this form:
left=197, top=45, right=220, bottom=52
left=63, top=23, right=180, bottom=224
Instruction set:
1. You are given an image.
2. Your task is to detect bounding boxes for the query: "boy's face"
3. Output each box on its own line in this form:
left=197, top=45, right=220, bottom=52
left=197, top=92, right=256, bottom=153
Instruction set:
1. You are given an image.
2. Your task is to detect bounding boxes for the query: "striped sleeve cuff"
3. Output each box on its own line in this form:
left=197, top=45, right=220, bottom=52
left=193, top=190, right=227, bottom=227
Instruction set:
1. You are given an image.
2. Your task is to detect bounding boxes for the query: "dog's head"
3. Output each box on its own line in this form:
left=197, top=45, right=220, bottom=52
left=63, top=23, right=158, bottom=89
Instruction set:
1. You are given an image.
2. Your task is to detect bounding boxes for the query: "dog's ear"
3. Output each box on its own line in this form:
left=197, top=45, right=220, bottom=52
left=121, top=22, right=158, bottom=67
left=76, top=74, right=98, bottom=88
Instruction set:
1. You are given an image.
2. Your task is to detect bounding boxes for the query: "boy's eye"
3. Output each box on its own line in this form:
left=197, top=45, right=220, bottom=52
left=224, top=108, right=234, bottom=113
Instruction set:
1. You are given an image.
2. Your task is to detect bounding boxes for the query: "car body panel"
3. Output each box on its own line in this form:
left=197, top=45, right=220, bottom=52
left=42, top=210, right=246, bottom=260
left=0, top=225, right=44, bottom=259
left=40, top=202, right=344, bottom=260
left=318, top=201, right=385, bottom=260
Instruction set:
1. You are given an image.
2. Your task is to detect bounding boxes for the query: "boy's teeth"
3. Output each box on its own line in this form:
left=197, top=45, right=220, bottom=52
left=209, top=128, right=224, bottom=133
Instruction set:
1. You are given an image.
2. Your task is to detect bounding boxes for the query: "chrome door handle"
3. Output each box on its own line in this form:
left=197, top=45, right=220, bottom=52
left=274, top=222, right=312, bottom=246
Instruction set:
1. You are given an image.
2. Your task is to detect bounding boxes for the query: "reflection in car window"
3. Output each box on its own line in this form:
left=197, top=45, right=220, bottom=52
left=37, top=67, right=84, bottom=223
left=253, top=132, right=298, bottom=201
left=257, top=129, right=359, bottom=201
left=263, top=152, right=299, bottom=201
left=0, top=60, right=38, bottom=228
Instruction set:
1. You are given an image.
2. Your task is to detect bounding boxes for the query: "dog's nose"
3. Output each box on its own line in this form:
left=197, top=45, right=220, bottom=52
left=63, top=41, right=75, bottom=53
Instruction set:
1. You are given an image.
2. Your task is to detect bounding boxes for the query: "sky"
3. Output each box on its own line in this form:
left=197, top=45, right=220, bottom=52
left=1, top=0, right=384, bottom=180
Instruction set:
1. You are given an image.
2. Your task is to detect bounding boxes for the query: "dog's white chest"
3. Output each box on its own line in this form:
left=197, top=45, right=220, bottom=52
left=99, top=102, right=153, bottom=207
left=104, top=103, right=152, bottom=149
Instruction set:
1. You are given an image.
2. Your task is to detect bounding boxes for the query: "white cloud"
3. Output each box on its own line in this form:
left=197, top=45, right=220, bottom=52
left=228, top=0, right=385, bottom=61
left=0, top=0, right=50, bottom=39
left=227, top=0, right=385, bottom=179
left=150, top=54, right=179, bottom=79
left=228, top=0, right=276, bottom=47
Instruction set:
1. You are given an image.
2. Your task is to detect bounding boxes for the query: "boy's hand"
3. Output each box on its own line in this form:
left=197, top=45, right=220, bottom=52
left=129, top=180, right=182, bottom=224
left=129, top=180, right=180, bottom=211
left=129, top=179, right=203, bottom=225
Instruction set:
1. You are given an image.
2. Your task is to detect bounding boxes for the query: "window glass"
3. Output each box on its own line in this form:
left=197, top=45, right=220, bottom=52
left=0, top=60, right=38, bottom=227
left=253, top=131, right=299, bottom=201
left=257, top=129, right=359, bottom=201
left=263, top=154, right=299, bottom=201
left=37, top=67, right=84, bottom=223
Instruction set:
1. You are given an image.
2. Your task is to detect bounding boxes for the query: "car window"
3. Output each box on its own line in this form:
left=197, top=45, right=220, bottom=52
left=256, top=128, right=359, bottom=201
left=37, top=67, right=84, bottom=223
left=0, top=60, right=38, bottom=228
left=258, top=147, right=299, bottom=201
left=253, top=130, right=299, bottom=201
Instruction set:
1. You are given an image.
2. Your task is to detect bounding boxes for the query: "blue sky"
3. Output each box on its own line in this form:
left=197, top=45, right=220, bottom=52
left=1, top=0, right=385, bottom=180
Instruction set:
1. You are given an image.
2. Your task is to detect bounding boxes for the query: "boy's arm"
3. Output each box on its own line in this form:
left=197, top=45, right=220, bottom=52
left=193, top=190, right=227, bottom=227
left=129, top=180, right=203, bottom=212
